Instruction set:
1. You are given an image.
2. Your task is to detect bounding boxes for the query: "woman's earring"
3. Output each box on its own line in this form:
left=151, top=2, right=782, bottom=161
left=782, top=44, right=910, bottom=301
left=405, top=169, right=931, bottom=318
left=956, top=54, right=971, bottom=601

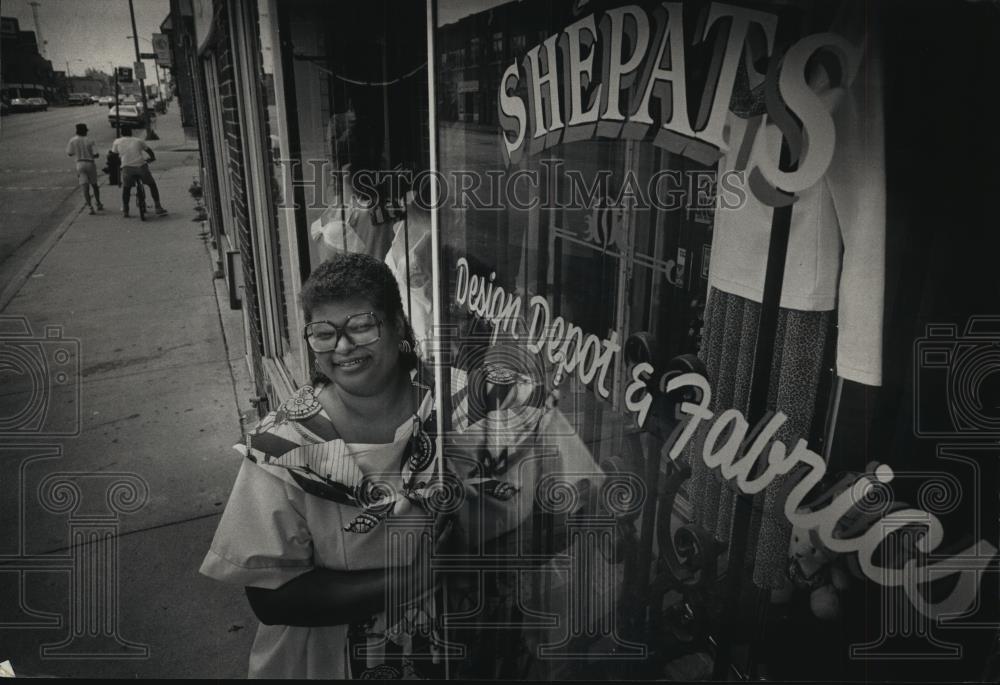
left=399, top=340, right=412, bottom=354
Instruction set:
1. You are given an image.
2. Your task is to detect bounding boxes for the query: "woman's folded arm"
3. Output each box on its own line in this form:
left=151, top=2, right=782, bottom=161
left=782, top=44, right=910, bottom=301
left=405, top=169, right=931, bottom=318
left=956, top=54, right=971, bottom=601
left=245, top=567, right=392, bottom=627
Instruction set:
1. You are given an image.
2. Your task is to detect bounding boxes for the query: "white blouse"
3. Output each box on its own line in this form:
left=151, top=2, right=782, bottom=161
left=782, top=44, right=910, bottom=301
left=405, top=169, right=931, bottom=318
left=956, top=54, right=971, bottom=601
left=200, top=411, right=421, bottom=678
left=709, top=41, right=885, bottom=386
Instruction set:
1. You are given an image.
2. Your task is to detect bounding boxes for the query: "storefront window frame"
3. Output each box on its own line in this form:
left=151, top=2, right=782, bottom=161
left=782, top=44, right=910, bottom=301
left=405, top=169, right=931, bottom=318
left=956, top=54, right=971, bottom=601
left=261, top=0, right=312, bottom=387
left=227, top=0, right=306, bottom=397
left=202, top=55, right=238, bottom=249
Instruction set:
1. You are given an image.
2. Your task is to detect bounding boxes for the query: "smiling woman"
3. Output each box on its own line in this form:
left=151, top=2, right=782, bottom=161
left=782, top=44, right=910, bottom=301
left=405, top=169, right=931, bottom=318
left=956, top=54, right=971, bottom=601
left=199, top=253, right=440, bottom=679
left=300, top=257, right=420, bottom=438
left=201, top=251, right=606, bottom=679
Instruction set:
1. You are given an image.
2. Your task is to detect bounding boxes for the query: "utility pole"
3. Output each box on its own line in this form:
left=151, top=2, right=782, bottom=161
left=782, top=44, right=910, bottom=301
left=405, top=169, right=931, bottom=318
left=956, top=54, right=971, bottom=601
left=127, top=0, right=158, bottom=140
left=115, top=68, right=121, bottom=138
left=29, top=1, right=45, bottom=57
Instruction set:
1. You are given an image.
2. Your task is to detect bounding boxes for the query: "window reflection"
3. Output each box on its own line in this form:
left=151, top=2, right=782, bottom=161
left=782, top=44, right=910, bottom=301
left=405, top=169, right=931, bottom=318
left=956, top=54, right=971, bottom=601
left=282, top=0, right=432, bottom=348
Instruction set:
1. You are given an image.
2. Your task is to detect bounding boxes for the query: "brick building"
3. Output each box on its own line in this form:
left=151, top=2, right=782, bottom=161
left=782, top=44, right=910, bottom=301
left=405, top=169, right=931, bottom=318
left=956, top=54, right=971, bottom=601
left=0, top=16, right=58, bottom=101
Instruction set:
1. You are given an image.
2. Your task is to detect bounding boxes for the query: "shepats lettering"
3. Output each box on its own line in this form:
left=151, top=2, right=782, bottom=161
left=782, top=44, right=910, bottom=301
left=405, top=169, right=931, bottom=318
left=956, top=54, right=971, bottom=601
left=498, top=2, right=859, bottom=207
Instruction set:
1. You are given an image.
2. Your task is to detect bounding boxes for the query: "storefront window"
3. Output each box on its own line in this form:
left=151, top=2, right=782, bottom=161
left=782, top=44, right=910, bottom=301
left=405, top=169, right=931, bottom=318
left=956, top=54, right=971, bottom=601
left=181, top=0, right=1000, bottom=678
left=252, top=0, right=308, bottom=385
left=434, top=2, right=661, bottom=678
left=434, top=0, right=712, bottom=534
left=425, top=0, right=990, bottom=681
left=280, top=0, right=432, bottom=350
left=202, top=55, right=236, bottom=243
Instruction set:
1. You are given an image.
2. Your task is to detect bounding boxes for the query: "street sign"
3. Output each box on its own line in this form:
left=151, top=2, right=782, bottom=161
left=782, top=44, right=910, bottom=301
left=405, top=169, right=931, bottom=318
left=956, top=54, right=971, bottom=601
left=139, top=52, right=156, bottom=59
left=133, top=62, right=146, bottom=81
left=116, top=66, right=133, bottom=83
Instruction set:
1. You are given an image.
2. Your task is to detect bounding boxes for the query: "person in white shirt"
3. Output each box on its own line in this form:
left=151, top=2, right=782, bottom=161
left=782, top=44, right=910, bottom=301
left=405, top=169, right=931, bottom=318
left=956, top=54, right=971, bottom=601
left=110, top=126, right=167, bottom=217
left=66, top=123, right=103, bottom=214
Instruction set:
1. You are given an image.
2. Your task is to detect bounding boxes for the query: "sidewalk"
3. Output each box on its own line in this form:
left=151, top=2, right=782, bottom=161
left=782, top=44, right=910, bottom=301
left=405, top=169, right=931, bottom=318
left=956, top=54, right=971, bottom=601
left=0, top=108, right=257, bottom=677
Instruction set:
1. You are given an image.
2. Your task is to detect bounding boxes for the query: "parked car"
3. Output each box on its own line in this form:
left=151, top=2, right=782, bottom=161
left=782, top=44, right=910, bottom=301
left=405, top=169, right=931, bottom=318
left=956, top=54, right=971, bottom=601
left=10, top=97, right=31, bottom=112
left=124, top=98, right=154, bottom=118
left=90, top=95, right=101, bottom=104
left=27, top=97, right=48, bottom=111
left=99, top=95, right=114, bottom=106
left=67, top=93, right=89, bottom=106
left=108, top=104, right=143, bottom=127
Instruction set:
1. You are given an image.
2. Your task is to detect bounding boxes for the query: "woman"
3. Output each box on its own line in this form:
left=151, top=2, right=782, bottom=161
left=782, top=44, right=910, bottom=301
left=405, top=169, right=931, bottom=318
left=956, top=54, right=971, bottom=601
left=202, top=254, right=610, bottom=678
left=200, top=253, right=449, bottom=679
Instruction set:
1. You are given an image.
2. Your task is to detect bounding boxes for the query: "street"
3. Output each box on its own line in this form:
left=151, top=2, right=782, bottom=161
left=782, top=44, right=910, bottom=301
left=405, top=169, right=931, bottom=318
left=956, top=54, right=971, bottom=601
left=0, top=107, right=257, bottom=677
left=0, top=104, right=181, bottom=295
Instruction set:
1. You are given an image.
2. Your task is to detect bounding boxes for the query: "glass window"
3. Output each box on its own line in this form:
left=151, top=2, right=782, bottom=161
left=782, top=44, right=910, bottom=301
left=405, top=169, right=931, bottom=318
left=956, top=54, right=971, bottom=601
left=434, top=0, right=712, bottom=504
left=433, top=0, right=717, bottom=678
left=280, top=0, right=432, bottom=350
left=202, top=56, right=237, bottom=243
left=251, top=0, right=309, bottom=384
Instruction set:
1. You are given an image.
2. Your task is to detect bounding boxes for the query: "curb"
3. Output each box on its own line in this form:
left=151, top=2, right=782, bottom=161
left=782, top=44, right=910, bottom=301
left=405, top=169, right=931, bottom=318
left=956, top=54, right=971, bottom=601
left=0, top=202, right=86, bottom=313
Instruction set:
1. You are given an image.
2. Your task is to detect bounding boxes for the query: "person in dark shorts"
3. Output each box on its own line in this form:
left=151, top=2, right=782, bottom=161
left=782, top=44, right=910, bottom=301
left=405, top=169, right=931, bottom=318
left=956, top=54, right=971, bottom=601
left=110, top=126, right=167, bottom=218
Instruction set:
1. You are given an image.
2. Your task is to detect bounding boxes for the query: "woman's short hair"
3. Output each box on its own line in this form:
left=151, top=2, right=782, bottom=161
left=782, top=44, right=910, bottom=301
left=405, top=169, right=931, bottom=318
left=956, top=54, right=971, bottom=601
left=300, top=252, right=417, bottom=368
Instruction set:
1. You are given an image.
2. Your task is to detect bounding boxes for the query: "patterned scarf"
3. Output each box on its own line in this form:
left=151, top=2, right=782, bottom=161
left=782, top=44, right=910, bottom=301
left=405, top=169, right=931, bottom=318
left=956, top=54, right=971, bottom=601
left=239, top=359, right=559, bottom=678
left=241, top=362, right=540, bottom=534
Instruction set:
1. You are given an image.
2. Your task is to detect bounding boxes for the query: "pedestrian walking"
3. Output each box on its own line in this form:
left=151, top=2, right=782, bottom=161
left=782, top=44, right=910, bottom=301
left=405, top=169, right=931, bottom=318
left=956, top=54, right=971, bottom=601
left=66, top=123, right=103, bottom=214
left=110, top=126, right=167, bottom=218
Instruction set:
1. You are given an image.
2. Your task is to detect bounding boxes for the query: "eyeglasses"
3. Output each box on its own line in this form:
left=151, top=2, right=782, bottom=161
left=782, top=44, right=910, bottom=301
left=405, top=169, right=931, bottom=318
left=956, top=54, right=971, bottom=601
left=303, top=312, right=382, bottom=352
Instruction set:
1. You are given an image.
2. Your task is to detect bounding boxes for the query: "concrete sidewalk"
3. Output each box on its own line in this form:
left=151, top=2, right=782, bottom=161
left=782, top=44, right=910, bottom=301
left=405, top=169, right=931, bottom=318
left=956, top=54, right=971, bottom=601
left=0, top=109, right=257, bottom=678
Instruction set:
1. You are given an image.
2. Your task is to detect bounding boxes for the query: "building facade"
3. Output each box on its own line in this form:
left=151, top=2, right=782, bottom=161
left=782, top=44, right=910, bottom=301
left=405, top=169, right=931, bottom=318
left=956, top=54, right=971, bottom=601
left=160, top=0, right=199, bottom=129
left=0, top=17, right=59, bottom=101
left=67, top=76, right=106, bottom=96
left=174, top=0, right=1000, bottom=680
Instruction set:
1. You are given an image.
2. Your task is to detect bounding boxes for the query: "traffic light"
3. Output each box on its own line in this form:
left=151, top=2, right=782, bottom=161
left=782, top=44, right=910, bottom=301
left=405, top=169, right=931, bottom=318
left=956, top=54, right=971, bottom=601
left=116, top=67, right=134, bottom=83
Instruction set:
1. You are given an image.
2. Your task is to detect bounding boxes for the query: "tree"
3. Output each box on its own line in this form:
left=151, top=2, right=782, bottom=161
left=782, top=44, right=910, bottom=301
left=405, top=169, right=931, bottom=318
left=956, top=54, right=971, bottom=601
left=84, top=67, right=111, bottom=87
left=83, top=67, right=112, bottom=95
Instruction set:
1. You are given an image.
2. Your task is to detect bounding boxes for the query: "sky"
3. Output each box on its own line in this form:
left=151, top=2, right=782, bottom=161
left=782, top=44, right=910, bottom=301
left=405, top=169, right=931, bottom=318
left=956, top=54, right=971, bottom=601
left=3, top=0, right=170, bottom=79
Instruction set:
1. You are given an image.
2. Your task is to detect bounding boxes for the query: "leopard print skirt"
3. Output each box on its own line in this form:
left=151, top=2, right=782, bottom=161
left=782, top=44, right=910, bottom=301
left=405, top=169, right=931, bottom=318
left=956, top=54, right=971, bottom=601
left=684, top=288, right=831, bottom=588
